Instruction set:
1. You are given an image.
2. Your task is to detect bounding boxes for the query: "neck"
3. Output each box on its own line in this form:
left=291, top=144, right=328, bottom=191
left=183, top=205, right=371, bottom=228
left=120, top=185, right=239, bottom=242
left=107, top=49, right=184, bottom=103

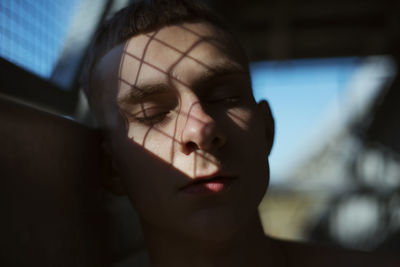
left=141, top=212, right=286, bottom=267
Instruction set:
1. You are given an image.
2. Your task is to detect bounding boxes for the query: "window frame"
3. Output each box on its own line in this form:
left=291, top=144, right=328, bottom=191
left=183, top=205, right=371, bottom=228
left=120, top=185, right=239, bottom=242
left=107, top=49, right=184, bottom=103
left=0, top=57, right=79, bottom=114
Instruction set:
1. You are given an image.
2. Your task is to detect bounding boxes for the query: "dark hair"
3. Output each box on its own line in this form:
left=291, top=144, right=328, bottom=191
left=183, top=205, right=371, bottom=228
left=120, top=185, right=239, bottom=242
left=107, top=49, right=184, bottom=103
left=81, top=0, right=230, bottom=103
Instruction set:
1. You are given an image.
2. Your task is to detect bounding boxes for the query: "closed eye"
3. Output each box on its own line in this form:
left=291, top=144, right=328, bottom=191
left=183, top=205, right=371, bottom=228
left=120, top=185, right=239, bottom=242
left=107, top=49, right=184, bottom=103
left=208, top=96, right=241, bottom=105
left=134, top=109, right=172, bottom=126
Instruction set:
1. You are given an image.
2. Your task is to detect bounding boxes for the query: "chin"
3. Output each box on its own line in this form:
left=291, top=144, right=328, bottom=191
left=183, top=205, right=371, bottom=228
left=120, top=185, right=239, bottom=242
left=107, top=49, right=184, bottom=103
left=181, top=195, right=263, bottom=243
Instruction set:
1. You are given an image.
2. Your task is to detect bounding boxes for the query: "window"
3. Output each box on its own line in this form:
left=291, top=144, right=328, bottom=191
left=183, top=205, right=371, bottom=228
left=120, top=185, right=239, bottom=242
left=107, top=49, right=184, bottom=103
left=0, top=0, right=130, bottom=115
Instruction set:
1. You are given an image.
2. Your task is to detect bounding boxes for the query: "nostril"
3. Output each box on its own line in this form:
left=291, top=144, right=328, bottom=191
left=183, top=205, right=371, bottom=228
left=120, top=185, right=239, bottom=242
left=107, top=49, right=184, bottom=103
left=185, top=141, right=198, bottom=152
left=213, top=131, right=227, bottom=149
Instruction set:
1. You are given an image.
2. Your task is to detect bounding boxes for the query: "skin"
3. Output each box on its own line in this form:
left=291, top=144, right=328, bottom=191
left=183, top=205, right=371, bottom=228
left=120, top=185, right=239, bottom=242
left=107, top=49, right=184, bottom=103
left=92, top=22, right=278, bottom=267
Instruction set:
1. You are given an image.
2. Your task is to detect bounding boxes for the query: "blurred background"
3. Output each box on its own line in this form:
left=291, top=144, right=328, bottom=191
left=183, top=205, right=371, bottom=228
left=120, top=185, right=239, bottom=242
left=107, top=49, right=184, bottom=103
left=1, top=0, right=400, bottom=264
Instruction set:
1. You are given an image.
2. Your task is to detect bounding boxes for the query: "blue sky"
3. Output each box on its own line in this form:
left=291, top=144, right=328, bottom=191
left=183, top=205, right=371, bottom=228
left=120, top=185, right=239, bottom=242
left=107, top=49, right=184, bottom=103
left=250, top=58, right=361, bottom=182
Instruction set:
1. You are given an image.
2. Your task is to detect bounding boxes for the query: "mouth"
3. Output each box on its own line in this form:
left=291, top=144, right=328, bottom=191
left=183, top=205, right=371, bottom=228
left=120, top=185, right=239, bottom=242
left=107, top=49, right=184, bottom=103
left=180, top=175, right=236, bottom=194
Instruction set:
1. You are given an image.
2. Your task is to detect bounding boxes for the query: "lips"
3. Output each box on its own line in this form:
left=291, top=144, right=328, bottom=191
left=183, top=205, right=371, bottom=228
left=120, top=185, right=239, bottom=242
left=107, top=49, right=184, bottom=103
left=180, top=176, right=235, bottom=194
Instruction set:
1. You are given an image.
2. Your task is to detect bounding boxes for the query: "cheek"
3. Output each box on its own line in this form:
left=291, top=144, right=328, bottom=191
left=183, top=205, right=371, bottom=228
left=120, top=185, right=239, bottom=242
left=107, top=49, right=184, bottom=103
left=226, top=107, right=252, bottom=130
left=126, top=122, right=177, bottom=164
left=111, top=128, right=172, bottom=189
left=226, top=107, right=268, bottom=166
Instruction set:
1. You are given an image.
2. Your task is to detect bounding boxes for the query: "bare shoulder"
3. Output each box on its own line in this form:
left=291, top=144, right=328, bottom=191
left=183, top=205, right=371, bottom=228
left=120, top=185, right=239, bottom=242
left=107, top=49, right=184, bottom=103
left=274, top=238, right=400, bottom=267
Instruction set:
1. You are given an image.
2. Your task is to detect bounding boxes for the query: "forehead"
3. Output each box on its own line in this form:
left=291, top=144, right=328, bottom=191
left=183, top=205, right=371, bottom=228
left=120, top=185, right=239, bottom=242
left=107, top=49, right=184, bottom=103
left=93, top=22, right=248, bottom=105
left=120, top=23, right=246, bottom=92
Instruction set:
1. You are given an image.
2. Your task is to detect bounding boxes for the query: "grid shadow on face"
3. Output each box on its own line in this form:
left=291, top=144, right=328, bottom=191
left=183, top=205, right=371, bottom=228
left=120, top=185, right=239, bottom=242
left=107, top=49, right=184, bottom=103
left=116, top=24, right=252, bottom=178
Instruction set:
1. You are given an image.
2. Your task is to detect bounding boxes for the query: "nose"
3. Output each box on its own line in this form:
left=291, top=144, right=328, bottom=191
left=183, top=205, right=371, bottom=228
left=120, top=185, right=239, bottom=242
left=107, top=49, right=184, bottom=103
left=180, top=102, right=227, bottom=154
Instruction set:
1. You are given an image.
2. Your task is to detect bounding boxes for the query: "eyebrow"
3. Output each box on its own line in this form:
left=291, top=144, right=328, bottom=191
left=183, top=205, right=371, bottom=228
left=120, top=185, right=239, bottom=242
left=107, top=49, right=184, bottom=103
left=118, top=82, right=171, bottom=105
left=190, top=62, right=249, bottom=88
left=118, top=62, right=248, bottom=105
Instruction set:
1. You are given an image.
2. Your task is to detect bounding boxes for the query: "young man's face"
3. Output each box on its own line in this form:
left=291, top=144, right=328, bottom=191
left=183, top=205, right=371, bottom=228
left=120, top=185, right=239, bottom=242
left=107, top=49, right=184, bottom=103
left=93, top=22, right=273, bottom=241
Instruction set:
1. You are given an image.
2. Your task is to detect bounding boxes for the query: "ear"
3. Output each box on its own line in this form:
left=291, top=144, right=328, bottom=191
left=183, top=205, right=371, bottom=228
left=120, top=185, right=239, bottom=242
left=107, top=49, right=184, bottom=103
left=101, top=139, right=127, bottom=196
left=258, top=100, right=275, bottom=155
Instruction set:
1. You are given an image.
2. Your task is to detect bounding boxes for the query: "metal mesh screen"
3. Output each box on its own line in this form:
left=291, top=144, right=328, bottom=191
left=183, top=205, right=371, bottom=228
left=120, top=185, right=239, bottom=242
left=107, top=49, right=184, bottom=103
left=0, top=0, right=79, bottom=79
